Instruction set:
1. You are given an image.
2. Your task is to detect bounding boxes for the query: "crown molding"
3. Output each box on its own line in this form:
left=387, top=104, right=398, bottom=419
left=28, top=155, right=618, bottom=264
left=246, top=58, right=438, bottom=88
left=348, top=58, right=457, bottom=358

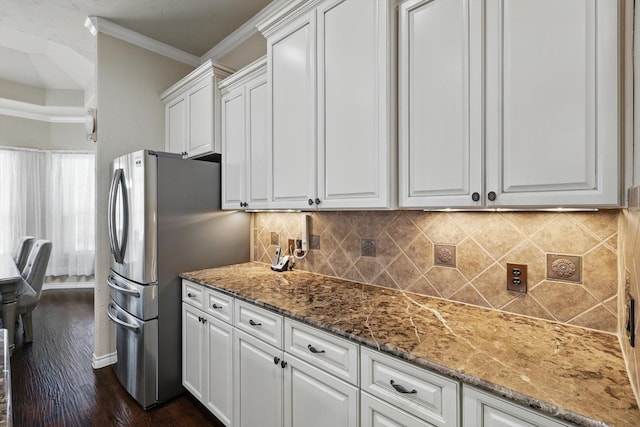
left=0, top=98, right=86, bottom=123
left=201, top=0, right=300, bottom=62
left=219, top=56, right=267, bottom=92
left=85, top=16, right=201, bottom=67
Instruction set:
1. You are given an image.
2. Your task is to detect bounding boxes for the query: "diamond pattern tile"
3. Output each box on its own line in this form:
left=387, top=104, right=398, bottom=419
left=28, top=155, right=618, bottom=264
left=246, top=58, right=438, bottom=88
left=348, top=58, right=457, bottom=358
left=254, top=210, right=619, bottom=334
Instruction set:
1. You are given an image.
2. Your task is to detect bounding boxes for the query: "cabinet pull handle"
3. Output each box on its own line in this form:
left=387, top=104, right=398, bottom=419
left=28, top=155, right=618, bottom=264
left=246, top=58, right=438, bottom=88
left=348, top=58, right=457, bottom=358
left=187, top=293, right=197, bottom=298
left=390, top=380, right=417, bottom=394
left=487, top=191, right=497, bottom=201
left=274, top=357, right=281, bottom=365
left=211, top=303, right=222, bottom=309
left=471, top=192, right=480, bottom=202
left=307, top=344, right=325, bottom=354
left=249, top=319, right=262, bottom=326
left=308, top=198, right=314, bottom=206
left=314, top=198, right=321, bottom=205
left=281, top=360, right=288, bottom=369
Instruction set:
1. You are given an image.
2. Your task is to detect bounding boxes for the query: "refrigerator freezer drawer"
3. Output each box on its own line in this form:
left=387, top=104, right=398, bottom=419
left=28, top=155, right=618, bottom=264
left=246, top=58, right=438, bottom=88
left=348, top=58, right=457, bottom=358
left=108, top=272, right=158, bottom=320
left=108, top=302, right=158, bottom=409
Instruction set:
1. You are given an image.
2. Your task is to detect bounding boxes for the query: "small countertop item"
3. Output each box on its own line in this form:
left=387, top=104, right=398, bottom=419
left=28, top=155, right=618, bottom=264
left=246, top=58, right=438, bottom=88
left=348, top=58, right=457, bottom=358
left=181, top=262, right=640, bottom=427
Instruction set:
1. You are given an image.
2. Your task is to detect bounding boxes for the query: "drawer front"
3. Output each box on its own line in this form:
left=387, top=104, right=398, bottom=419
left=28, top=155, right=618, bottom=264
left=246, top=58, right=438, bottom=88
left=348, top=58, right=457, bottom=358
left=234, top=300, right=283, bottom=349
left=205, top=288, right=234, bottom=324
left=182, top=280, right=204, bottom=310
left=361, top=392, right=434, bottom=427
left=284, top=318, right=359, bottom=386
left=361, top=347, right=459, bottom=427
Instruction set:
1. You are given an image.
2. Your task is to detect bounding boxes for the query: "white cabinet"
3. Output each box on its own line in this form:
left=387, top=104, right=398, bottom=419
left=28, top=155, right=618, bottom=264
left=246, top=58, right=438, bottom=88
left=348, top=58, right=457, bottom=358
left=182, top=283, right=234, bottom=426
left=220, top=57, right=269, bottom=210
left=234, top=328, right=284, bottom=427
left=361, top=347, right=459, bottom=427
left=162, top=60, right=232, bottom=158
left=463, top=386, right=574, bottom=427
left=399, top=0, right=620, bottom=208
left=259, top=0, right=396, bottom=210
left=284, top=354, right=359, bottom=427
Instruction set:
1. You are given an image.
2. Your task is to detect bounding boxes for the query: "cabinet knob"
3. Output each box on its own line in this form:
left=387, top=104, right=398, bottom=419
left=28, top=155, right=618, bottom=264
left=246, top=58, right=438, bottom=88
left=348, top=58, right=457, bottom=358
left=273, top=356, right=281, bottom=365
left=314, top=198, right=321, bottom=205
left=240, top=202, right=248, bottom=208
left=471, top=192, right=480, bottom=202
left=280, top=360, right=288, bottom=369
left=487, top=191, right=497, bottom=201
left=308, top=198, right=314, bottom=206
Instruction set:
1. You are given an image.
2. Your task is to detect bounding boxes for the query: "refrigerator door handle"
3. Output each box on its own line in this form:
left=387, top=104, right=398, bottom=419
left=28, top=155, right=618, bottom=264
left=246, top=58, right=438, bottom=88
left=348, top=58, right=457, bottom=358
left=109, top=168, right=129, bottom=264
left=107, top=303, right=140, bottom=333
left=107, top=275, right=141, bottom=298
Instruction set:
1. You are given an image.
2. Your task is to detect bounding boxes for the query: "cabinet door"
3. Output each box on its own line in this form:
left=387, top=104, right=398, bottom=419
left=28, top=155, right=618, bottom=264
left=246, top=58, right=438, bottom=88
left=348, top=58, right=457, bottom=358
left=284, top=355, right=358, bottom=427
left=221, top=86, right=247, bottom=210
left=361, top=392, right=431, bottom=427
left=268, top=10, right=317, bottom=209
left=485, top=0, right=619, bottom=207
left=398, top=0, right=483, bottom=208
left=234, top=329, right=284, bottom=427
left=187, top=78, right=214, bottom=158
left=205, top=316, right=234, bottom=427
left=316, top=0, right=394, bottom=209
left=246, top=75, right=270, bottom=209
left=166, top=96, right=186, bottom=155
left=463, top=386, right=571, bottom=427
left=182, top=303, right=205, bottom=402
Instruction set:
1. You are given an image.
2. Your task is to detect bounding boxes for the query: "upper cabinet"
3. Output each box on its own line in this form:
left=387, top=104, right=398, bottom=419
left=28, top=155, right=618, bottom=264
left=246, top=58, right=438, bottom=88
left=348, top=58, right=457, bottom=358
left=161, top=60, right=233, bottom=159
left=220, top=57, right=269, bottom=210
left=399, top=0, right=621, bottom=208
left=259, top=0, right=397, bottom=210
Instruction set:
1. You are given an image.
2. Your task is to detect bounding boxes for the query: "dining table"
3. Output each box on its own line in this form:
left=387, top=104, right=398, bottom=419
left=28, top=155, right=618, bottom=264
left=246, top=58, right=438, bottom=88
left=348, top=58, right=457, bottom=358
left=0, top=253, right=22, bottom=354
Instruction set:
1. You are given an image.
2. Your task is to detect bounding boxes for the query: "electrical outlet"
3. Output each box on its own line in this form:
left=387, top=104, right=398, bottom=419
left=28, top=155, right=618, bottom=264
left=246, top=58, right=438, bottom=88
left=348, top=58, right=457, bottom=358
left=507, top=263, right=527, bottom=293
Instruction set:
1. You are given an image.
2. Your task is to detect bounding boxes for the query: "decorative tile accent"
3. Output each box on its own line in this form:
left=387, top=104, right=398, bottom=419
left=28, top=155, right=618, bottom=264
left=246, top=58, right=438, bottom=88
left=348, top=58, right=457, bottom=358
left=309, top=234, right=321, bottom=250
left=434, top=244, right=456, bottom=267
left=253, top=210, right=619, bottom=334
left=361, top=239, right=376, bottom=257
left=270, top=231, right=279, bottom=245
left=546, top=254, right=581, bottom=283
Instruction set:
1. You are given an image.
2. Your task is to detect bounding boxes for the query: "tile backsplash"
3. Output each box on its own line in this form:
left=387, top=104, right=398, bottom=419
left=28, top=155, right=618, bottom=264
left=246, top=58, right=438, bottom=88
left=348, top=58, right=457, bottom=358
left=254, top=210, right=619, bottom=333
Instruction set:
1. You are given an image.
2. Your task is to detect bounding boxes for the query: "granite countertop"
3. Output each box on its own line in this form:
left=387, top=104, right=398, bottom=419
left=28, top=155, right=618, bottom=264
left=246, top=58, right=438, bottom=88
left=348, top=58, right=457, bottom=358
left=0, top=329, right=9, bottom=427
left=181, top=262, right=640, bottom=427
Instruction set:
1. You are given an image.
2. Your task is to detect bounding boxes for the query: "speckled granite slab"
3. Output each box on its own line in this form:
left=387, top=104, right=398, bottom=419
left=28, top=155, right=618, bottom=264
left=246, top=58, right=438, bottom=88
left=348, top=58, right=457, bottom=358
left=181, top=262, right=640, bottom=427
left=0, top=329, right=9, bottom=426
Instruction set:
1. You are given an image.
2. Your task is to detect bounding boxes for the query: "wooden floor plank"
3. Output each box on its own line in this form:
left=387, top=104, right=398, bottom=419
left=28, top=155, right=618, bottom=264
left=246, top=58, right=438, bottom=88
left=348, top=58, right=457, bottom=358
left=10, top=289, right=223, bottom=427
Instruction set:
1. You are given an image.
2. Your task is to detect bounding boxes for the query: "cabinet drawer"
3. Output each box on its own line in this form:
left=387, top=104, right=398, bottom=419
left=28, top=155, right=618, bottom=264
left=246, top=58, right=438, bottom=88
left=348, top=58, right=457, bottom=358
left=361, top=347, right=459, bottom=427
left=182, top=280, right=204, bottom=309
left=362, top=392, right=433, bottom=427
left=284, top=318, right=359, bottom=386
left=205, top=288, right=233, bottom=324
left=234, top=300, right=283, bottom=348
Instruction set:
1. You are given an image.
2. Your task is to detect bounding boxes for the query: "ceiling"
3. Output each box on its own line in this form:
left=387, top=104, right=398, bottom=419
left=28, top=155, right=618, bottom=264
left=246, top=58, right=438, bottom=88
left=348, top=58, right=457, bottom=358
left=0, top=0, right=273, bottom=91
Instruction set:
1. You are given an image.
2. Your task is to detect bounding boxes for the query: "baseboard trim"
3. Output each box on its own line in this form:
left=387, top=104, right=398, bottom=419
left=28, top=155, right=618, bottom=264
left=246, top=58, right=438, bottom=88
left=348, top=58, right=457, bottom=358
left=92, top=351, right=117, bottom=369
left=43, top=282, right=94, bottom=291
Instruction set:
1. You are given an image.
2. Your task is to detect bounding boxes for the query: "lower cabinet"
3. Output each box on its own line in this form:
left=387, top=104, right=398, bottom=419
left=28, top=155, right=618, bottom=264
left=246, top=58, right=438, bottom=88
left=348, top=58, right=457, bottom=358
left=463, top=386, right=574, bottom=427
left=182, top=280, right=577, bottom=427
left=284, top=355, right=359, bottom=427
left=233, top=329, right=284, bottom=427
left=182, top=302, right=234, bottom=426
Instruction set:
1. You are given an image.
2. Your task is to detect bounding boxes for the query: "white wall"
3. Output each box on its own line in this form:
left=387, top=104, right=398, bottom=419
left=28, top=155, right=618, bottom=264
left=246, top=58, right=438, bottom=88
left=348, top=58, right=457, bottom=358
left=0, top=116, right=89, bottom=151
left=93, top=33, right=194, bottom=363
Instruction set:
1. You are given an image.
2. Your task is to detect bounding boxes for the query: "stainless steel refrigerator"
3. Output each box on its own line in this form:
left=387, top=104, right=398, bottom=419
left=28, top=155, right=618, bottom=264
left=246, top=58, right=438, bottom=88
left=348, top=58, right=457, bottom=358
left=106, top=150, right=249, bottom=409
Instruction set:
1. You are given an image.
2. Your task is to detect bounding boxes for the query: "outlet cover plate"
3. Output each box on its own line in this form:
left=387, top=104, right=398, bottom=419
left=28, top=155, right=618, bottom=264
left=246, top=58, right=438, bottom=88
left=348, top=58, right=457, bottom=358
left=507, top=263, right=527, bottom=293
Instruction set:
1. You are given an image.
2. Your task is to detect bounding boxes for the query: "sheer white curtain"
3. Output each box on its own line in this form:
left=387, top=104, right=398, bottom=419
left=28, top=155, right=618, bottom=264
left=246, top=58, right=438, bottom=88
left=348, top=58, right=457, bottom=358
left=0, top=147, right=95, bottom=276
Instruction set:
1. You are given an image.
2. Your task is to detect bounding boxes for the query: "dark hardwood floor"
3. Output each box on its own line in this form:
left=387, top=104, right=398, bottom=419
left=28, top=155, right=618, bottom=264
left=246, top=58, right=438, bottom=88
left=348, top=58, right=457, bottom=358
left=10, top=289, right=224, bottom=427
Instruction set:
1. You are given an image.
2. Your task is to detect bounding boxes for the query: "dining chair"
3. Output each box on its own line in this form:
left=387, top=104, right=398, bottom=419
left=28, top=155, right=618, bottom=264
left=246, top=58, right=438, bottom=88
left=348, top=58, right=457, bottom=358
left=12, top=236, right=35, bottom=272
left=16, top=239, right=52, bottom=343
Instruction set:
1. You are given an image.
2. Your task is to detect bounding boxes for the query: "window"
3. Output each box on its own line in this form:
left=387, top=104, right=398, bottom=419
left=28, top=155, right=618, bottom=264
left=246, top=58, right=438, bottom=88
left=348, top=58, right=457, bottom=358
left=0, top=147, right=95, bottom=276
